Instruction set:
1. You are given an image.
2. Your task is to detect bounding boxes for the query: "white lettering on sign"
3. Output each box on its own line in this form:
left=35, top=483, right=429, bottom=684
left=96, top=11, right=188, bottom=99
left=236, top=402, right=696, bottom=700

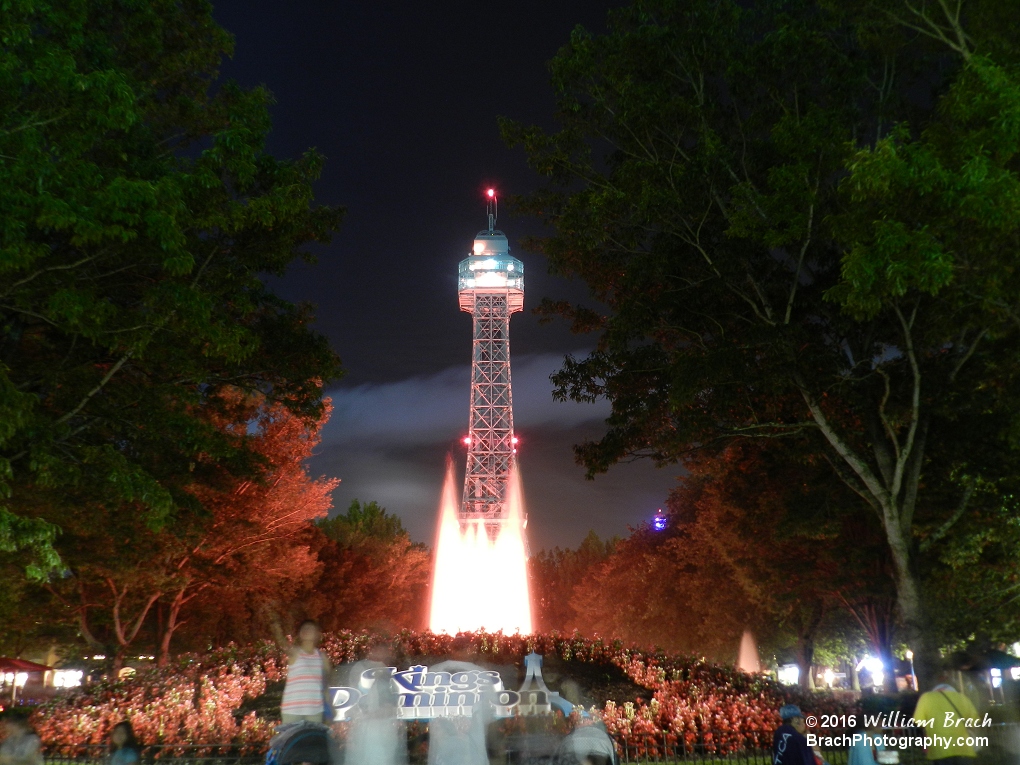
left=329, top=665, right=525, bottom=721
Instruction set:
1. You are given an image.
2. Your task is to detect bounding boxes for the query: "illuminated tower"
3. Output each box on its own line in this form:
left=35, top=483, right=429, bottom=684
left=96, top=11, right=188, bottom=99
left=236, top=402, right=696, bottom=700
left=458, top=190, right=523, bottom=540
left=428, top=189, right=532, bottom=634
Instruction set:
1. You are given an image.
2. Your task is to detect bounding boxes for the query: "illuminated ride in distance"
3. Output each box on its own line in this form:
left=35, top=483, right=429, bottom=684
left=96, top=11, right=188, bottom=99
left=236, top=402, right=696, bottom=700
left=429, top=189, right=533, bottom=635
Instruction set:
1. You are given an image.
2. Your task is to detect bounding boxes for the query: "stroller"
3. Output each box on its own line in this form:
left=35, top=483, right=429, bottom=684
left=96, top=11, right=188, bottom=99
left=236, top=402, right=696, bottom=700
left=266, top=721, right=338, bottom=765
left=554, top=724, right=618, bottom=765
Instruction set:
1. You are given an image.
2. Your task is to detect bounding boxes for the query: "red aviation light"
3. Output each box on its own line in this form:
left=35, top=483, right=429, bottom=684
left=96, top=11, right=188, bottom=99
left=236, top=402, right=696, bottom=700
left=510, top=436, right=519, bottom=445
left=487, top=188, right=495, bottom=197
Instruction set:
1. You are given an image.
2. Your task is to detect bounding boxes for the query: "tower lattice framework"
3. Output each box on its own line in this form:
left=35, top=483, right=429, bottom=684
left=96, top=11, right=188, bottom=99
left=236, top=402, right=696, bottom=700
left=462, top=292, right=519, bottom=535
left=457, top=196, right=524, bottom=541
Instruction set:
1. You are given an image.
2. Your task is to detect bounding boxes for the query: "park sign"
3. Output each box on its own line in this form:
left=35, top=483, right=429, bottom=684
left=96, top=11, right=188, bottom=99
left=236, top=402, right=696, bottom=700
left=328, top=652, right=572, bottom=721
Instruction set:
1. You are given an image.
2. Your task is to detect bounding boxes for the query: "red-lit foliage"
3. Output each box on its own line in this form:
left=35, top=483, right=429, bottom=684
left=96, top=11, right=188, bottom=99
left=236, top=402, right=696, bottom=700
left=304, top=500, right=431, bottom=633
left=567, top=441, right=897, bottom=689
left=161, top=396, right=337, bottom=659
left=32, top=642, right=284, bottom=752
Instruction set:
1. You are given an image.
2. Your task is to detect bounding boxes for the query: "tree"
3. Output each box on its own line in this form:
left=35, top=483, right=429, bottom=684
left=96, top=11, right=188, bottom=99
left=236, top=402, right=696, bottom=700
left=503, top=0, right=1020, bottom=686
left=566, top=442, right=895, bottom=682
left=153, top=396, right=336, bottom=663
left=307, top=500, right=431, bottom=632
left=570, top=516, right=755, bottom=659
left=670, top=443, right=899, bottom=689
left=923, top=480, right=1020, bottom=649
left=530, top=530, right=616, bottom=633
left=0, top=0, right=343, bottom=573
left=43, top=500, right=168, bottom=670
left=41, top=393, right=336, bottom=668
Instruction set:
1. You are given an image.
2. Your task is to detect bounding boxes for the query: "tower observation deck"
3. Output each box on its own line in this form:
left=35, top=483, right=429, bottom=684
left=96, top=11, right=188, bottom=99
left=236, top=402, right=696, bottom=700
left=458, top=192, right=523, bottom=539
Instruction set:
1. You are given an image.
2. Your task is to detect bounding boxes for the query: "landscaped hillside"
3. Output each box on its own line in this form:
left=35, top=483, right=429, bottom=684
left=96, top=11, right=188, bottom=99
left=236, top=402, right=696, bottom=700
left=32, top=631, right=857, bottom=753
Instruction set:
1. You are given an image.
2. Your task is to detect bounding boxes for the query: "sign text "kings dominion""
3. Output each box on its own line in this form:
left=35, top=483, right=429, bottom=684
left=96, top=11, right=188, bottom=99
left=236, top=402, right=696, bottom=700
left=329, top=665, right=553, bottom=721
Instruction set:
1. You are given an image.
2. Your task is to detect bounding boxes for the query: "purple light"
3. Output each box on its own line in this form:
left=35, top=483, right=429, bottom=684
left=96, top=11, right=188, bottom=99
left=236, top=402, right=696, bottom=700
left=653, top=512, right=667, bottom=531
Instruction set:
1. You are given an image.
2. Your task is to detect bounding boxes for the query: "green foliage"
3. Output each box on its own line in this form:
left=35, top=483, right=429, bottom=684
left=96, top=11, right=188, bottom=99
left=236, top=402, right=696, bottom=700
left=0, top=560, right=77, bottom=657
left=0, top=0, right=344, bottom=572
left=831, top=57, right=1020, bottom=320
left=319, top=499, right=410, bottom=545
left=309, top=500, right=430, bottom=632
left=925, top=485, right=1020, bottom=646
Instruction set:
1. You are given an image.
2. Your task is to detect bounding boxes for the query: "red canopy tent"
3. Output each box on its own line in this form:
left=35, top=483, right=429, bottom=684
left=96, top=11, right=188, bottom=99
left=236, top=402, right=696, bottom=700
left=0, top=658, right=52, bottom=673
left=0, top=657, right=52, bottom=703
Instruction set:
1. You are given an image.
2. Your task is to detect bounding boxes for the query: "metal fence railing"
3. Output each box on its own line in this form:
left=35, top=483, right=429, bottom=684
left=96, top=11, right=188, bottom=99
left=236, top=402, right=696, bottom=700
left=42, top=724, right=1020, bottom=765
left=613, top=735, right=848, bottom=765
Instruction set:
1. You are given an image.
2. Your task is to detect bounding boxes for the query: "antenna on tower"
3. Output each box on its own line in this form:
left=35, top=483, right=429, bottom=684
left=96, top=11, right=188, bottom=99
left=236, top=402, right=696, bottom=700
left=486, top=188, right=497, bottom=233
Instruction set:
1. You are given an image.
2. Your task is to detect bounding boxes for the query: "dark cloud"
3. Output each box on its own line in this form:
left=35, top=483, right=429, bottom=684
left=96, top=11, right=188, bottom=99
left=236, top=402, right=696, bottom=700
left=322, top=353, right=610, bottom=447
left=312, top=355, right=678, bottom=550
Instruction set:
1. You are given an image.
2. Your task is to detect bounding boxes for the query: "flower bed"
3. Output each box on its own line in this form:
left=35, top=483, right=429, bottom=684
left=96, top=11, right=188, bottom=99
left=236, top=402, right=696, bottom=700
left=32, top=643, right=284, bottom=753
left=33, top=631, right=857, bottom=754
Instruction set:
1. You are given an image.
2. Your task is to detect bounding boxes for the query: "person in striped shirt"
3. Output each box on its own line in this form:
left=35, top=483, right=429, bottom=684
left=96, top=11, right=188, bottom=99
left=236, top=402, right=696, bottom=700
left=272, top=617, right=333, bottom=723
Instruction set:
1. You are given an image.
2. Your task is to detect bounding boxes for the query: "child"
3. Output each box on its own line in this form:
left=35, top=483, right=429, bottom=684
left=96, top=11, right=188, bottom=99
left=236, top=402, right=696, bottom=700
left=108, top=720, right=141, bottom=765
left=272, top=617, right=332, bottom=723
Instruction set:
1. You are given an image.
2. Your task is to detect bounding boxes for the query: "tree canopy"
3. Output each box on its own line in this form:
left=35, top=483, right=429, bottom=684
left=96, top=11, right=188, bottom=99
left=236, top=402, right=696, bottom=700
left=0, top=0, right=343, bottom=574
left=22, top=392, right=335, bottom=668
left=308, top=500, right=431, bottom=632
left=504, top=0, right=1020, bottom=686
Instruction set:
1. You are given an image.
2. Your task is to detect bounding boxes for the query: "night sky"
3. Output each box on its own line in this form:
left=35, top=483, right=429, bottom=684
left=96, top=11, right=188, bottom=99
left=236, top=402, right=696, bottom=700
left=211, top=0, right=678, bottom=551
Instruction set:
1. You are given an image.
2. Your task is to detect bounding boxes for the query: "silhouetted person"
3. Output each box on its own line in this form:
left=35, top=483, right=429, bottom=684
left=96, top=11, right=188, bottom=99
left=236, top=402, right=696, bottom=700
left=427, top=661, right=490, bottom=765
left=556, top=721, right=616, bottom=765
left=913, top=671, right=981, bottom=765
left=847, top=718, right=884, bottom=765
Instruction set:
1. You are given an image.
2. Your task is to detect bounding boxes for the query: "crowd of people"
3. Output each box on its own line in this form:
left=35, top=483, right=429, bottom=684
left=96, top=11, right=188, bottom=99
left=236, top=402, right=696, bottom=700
left=261, top=618, right=991, bottom=765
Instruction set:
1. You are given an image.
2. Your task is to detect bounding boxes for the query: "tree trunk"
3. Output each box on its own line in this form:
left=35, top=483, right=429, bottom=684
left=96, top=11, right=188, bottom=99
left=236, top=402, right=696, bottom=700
left=878, top=644, right=897, bottom=694
left=157, top=585, right=191, bottom=666
left=851, top=598, right=900, bottom=694
left=885, top=523, right=937, bottom=689
left=796, top=638, right=815, bottom=690
left=107, top=580, right=160, bottom=676
left=802, top=383, right=938, bottom=691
